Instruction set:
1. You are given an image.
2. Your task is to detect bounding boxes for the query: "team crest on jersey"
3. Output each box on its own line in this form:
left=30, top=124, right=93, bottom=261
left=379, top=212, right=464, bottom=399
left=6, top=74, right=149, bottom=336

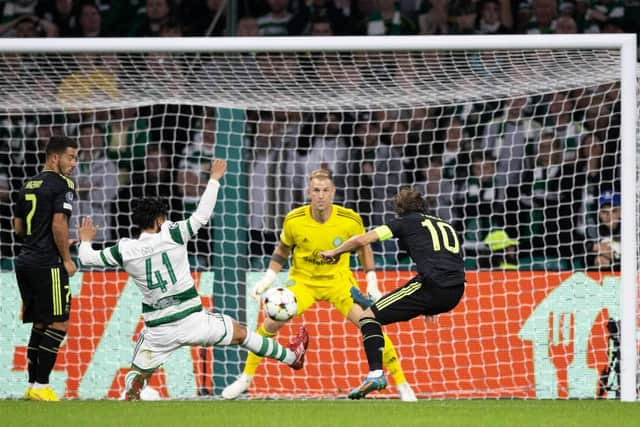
left=168, top=222, right=178, bottom=229
left=332, top=237, right=343, bottom=247
left=65, top=191, right=74, bottom=202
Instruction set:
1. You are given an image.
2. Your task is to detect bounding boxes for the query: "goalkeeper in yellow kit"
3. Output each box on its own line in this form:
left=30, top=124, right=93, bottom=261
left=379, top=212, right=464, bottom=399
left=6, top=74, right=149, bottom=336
left=222, top=169, right=416, bottom=401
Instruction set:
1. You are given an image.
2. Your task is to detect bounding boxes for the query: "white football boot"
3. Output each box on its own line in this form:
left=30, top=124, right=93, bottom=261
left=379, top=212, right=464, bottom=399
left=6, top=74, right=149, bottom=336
left=221, top=373, right=253, bottom=400
left=397, top=382, right=418, bottom=402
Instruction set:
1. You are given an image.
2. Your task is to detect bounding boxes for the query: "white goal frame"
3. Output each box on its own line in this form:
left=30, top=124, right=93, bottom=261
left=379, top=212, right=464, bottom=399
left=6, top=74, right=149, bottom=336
left=0, top=34, right=636, bottom=400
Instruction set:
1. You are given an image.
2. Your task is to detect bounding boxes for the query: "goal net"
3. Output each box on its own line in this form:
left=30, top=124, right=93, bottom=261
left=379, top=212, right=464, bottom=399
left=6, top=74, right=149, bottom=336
left=0, top=36, right=637, bottom=400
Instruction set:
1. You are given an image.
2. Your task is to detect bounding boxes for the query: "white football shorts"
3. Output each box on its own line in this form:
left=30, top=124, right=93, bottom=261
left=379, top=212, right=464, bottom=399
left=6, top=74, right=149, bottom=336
left=131, top=310, right=234, bottom=372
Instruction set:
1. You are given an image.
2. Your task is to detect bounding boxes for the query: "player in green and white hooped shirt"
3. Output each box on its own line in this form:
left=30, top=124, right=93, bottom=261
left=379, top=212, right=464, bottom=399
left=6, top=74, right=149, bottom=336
left=78, top=159, right=309, bottom=400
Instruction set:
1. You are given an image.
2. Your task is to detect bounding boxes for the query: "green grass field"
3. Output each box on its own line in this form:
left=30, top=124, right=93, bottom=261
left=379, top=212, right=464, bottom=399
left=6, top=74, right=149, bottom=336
left=1, top=400, right=639, bottom=427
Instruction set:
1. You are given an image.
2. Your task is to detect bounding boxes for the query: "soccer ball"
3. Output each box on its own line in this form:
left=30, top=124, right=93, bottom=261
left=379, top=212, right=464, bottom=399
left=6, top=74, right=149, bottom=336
left=262, top=287, right=297, bottom=321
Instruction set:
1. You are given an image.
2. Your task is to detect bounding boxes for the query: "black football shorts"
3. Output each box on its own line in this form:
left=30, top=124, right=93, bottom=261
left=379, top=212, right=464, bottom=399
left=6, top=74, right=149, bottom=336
left=16, top=265, right=71, bottom=323
left=371, top=274, right=464, bottom=325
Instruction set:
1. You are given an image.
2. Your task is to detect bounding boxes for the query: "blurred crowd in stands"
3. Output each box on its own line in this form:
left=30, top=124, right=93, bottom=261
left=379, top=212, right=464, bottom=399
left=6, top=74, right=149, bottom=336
left=0, top=86, right=622, bottom=272
left=0, top=0, right=637, bottom=39
left=0, top=0, right=629, bottom=272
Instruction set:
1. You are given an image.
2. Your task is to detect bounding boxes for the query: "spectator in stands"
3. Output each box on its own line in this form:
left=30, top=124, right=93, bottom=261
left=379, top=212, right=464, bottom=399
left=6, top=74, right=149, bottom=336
left=415, top=155, right=455, bottom=223
left=583, top=102, right=615, bottom=146
left=365, top=0, right=417, bottom=35
left=455, top=150, right=503, bottom=244
left=475, top=0, right=510, bottom=34
left=583, top=0, right=626, bottom=33
left=0, top=14, right=57, bottom=37
left=1, top=0, right=37, bottom=23
left=553, top=14, right=578, bottom=33
left=74, top=1, right=103, bottom=37
left=182, top=107, right=216, bottom=182
left=129, top=0, right=173, bottom=37
left=436, top=116, right=471, bottom=184
left=349, top=111, right=381, bottom=226
left=294, top=112, right=350, bottom=204
left=104, top=107, right=150, bottom=186
left=310, top=13, right=333, bottom=35
left=179, top=0, right=226, bottom=36
left=482, top=230, right=519, bottom=269
left=407, top=106, right=437, bottom=150
left=370, top=112, right=413, bottom=260
left=575, top=132, right=607, bottom=241
left=303, top=0, right=353, bottom=35
left=172, top=108, right=217, bottom=268
left=543, top=91, right=581, bottom=160
left=37, top=0, right=74, bottom=36
left=447, top=0, right=478, bottom=34
left=73, top=123, right=118, bottom=242
left=258, top=0, right=294, bottom=36
left=585, top=191, right=621, bottom=271
left=113, top=143, right=182, bottom=238
left=57, top=54, right=119, bottom=110
left=237, top=16, right=259, bottom=36
left=526, top=0, right=558, bottom=34
left=514, top=1, right=532, bottom=33
left=247, top=111, right=284, bottom=264
left=482, top=96, right=541, bottom=189
left=419, top=0, right=449, bottom=34
left=518, top=130, right=583, bottom=262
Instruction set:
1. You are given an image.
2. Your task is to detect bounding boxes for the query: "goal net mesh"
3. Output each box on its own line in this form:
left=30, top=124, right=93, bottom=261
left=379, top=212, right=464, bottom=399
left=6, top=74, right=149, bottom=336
left=0, top=46, right=634, bottom=400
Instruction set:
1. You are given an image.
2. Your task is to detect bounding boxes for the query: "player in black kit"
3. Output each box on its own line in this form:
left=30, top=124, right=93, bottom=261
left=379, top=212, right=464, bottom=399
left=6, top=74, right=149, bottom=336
left=321, top=187, right=465, bottom=400
left=13, top=136, right=78, bottom=401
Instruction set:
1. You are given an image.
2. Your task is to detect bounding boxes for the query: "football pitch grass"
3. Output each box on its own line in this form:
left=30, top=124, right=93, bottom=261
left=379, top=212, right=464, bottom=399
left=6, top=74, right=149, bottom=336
left=1, top=399, right=639, bottom=427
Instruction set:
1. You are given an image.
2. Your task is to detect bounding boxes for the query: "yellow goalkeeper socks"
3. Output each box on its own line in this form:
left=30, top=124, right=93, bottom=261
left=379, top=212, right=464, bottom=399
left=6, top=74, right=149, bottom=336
left=243, top=324, right=277, bottom=376
left=382, top=333, right=408, bottom=385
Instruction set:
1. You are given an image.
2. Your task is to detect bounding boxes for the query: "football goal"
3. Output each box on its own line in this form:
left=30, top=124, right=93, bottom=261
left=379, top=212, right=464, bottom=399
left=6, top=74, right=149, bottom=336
left=0, top=34, right=636, bottom=401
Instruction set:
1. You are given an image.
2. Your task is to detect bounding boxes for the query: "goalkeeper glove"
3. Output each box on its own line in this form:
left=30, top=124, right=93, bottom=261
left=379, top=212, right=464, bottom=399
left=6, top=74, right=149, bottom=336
left=366, top=271, right=383, bottom=302
left=250, top=268, right=277, bottom=301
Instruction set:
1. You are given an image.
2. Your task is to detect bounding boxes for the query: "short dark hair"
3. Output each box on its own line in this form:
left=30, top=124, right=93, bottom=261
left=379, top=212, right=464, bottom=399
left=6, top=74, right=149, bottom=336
left=131, top=198, right=169, bottom=230
left=393, top=187, right=427, bottom=216
left=45, top=135, right=77, bottom=157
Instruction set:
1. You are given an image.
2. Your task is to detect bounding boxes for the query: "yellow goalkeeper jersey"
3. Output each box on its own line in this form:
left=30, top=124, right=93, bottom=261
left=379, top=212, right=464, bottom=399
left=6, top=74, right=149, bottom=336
left=280, top=204, right=365, bottom=281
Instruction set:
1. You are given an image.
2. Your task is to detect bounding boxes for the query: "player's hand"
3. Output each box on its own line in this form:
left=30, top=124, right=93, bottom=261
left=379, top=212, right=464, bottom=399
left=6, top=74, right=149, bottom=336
left=64, top=259, right=77, bottom=277
left=210, top=159, right=227, bottom=181
left=78, top=217, right=98, bottom=242
left=319, top=250, right=339, bottom=264
left=250, top=269, right=277, bottom=301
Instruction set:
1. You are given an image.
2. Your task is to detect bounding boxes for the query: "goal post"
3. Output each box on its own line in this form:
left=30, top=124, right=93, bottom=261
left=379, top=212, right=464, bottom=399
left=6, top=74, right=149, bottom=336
left=0, top=34, right=636, bottom=400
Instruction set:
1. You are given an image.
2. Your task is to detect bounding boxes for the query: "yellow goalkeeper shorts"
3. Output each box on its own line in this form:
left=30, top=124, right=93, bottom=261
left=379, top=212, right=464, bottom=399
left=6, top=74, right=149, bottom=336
left=287, top=272, right=359, bottom=317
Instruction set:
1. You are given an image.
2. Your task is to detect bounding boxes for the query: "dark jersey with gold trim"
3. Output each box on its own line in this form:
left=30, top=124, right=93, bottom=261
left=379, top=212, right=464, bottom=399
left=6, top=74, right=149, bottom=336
left=385, top=212, right=465, bottom=287
left=15, top=171, right=76, bottom=268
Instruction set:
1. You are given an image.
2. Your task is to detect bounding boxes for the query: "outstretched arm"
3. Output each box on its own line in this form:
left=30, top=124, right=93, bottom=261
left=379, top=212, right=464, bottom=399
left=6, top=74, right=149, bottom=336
left=321, top=229, right=380, bottom=263
left=169, top=159, right=226, bottom=244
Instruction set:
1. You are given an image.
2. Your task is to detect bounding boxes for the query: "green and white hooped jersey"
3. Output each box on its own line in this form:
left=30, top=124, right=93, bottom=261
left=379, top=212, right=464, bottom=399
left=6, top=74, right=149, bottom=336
left=99, top=219, right=203, bottom=327
left=80, top=178, right=220, bottom=327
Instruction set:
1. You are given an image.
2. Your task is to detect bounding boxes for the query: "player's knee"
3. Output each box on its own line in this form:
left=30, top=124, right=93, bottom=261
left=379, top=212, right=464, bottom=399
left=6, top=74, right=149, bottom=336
left=49, top=320, right=68, bottom=332
left=230, top=320, right=248, bottom=344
